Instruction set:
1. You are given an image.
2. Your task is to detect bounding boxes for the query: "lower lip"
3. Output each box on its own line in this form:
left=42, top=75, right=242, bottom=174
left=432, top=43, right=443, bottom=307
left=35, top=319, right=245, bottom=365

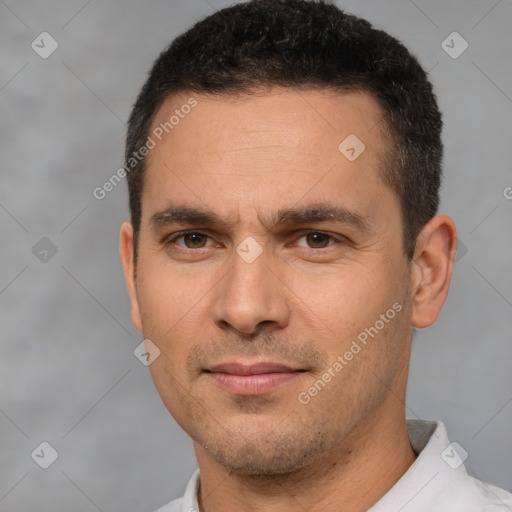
left=206, top=372, right=303, bottom=395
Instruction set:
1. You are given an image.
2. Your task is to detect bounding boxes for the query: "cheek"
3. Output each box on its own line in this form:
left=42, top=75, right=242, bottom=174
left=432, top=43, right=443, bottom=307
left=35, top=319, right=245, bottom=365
left=135, top=280, right=197, bottom=399
left=136, top=259, right=207, bottom=337
left=138, top=269, right=201, bottom=418
left=290, top=262, right=399, bottom=335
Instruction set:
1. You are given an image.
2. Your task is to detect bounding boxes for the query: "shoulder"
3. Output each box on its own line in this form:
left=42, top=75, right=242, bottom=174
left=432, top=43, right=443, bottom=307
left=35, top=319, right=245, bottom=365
left=461, top=476, right=512, bottom=510
left=370, top=419, right=512, bottom=511
left=153, top=497, right=185, bottom=512
left=152, top=468, right=200, bottom=512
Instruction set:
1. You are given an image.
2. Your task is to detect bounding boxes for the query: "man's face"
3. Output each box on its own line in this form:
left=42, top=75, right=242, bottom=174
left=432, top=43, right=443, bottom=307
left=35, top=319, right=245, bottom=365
left=124, top=88, right=415, bottom=475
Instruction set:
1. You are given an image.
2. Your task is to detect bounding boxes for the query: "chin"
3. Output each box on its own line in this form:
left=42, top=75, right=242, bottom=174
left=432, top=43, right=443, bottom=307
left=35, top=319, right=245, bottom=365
left=199, top=427, right=326, bottom=477
left=210, top=450, right=308, bottom=476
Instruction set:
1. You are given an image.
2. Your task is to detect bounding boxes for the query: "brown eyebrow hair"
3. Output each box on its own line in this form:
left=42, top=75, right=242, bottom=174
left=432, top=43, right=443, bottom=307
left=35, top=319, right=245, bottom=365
left=149, top=202, right=371, bottom=234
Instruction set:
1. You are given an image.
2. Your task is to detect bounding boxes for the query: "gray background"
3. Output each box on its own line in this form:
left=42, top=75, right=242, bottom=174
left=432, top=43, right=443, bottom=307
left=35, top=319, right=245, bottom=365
left=1, top=0, right=511, bottom=511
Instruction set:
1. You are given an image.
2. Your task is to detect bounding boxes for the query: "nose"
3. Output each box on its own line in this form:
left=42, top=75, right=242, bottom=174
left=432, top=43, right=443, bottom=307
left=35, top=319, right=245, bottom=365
left=211, top=247, right=290, bottom=337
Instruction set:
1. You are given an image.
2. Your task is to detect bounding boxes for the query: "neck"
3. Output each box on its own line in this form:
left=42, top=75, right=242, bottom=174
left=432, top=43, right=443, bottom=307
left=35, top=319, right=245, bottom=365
left=194, top=405, right=417, bottom=512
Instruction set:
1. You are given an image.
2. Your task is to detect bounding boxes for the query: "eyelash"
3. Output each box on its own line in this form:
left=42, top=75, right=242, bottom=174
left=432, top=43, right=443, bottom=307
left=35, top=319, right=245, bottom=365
left=164, top=230, right=346, bottom=250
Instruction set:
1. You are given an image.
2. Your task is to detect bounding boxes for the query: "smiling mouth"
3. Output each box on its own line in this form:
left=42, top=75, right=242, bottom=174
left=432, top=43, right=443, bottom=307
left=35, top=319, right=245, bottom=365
left=204, top=361, right=307, bottom=395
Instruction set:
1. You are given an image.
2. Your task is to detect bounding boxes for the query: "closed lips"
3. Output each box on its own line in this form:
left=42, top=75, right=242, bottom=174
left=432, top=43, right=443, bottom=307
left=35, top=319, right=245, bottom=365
left=204, top=361, right=307, bottom=395
left=206, top=362, right=305, bottom=375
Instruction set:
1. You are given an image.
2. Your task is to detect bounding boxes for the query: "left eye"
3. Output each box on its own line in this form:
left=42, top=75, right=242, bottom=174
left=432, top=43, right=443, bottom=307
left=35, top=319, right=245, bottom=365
left=296, top=232, right=337, bottom=249
left=171, top=232, right=214, bottom=249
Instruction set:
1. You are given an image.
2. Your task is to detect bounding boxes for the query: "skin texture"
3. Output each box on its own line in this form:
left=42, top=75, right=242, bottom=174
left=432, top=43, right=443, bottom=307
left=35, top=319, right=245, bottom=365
left=120, top=88, right=457, bottom=512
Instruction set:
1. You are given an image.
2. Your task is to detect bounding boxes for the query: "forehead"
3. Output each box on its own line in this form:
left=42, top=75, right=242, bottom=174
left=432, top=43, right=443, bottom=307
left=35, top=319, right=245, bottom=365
left=150, top=87, right=387, bottom=155
left=142, top=87, right=394, bottom=225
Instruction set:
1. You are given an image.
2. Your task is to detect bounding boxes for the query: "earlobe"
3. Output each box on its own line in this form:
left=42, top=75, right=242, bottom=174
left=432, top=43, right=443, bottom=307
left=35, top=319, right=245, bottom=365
left=120, top=222, right=143, bottom=333
left=410, top=214, right=457, bottom=329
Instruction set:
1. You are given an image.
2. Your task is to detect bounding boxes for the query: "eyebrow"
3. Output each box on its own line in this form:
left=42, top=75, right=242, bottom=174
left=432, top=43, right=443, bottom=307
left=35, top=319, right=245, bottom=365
left=149, top=202, right=370, bottom=233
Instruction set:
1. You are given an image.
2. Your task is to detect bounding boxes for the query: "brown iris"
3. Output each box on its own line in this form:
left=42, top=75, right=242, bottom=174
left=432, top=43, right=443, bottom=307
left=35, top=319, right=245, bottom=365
left=183, top=233, right=208, bottom=248
left=305, top=233, right=331, bottom=248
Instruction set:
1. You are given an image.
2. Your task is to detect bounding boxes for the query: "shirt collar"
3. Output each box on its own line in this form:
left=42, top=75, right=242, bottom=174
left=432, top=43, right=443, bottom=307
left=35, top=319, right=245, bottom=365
left=368, top=419, right=470, bottom=511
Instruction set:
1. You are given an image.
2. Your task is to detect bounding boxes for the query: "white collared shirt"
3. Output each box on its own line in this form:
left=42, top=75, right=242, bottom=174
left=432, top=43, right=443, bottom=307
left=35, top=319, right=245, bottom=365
left=155, top=419, right=512, bottom=512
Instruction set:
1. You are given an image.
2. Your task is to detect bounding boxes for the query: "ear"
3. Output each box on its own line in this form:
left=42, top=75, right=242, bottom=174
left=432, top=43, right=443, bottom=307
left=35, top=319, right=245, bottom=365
left=120, top=222, right=142, bottom=333
left=410, top=214, right=458, bottom=329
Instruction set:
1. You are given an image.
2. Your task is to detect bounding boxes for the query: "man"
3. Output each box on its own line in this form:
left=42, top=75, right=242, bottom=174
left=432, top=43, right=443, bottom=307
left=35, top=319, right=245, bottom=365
left=119, top=1, right=512, bottom=510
